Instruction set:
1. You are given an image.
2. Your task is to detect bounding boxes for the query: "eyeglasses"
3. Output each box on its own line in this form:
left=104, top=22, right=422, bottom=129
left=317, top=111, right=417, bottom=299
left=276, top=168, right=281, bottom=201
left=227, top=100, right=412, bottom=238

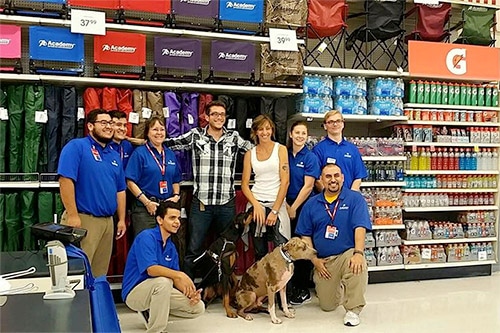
left=113, top=122, right=127, bottom=128
left=209, top=112, right=226, bottom=118
left=94, top=120, right=114, bottom=127
left=325, top=119, right=344, bottom=126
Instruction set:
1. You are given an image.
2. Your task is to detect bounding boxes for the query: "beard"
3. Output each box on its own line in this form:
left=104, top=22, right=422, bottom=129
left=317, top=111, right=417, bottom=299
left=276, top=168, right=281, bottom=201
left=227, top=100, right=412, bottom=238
left=91, top=128, right=112, bottom=144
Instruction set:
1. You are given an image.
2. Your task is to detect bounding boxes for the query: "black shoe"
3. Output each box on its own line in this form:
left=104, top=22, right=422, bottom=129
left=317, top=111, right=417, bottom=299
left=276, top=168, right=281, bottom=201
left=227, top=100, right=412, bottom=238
left=289, top=288, right=311, bottom=306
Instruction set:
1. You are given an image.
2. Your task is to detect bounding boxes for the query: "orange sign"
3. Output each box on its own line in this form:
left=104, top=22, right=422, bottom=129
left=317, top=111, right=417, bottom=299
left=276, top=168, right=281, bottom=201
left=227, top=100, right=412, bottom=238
left=408, top=41, right=500, bottom=81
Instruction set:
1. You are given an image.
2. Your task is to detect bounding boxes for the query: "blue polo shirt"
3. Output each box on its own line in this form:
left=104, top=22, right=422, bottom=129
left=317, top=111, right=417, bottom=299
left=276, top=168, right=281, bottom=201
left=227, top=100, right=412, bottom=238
left=122, top=226, right=179, bottom=301
left=58, top=136, right=126, bottom=217
left=287, top=146, right=320, bottom=201
left=125, top=142, right=182, bottom=200
left=109, top=140, right=134, bottom=170
left=296, top=188, right=372, bottom=258
left=313, top=137, right=367, bottom=189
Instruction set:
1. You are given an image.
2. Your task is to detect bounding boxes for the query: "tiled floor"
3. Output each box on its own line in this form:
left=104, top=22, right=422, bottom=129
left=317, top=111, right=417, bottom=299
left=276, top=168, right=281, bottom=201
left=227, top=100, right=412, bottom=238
left=118, top=272, right=500, bottom=333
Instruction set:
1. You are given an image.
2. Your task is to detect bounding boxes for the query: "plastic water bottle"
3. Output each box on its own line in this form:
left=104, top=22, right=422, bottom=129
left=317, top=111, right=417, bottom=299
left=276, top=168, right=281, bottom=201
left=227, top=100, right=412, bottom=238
left=471, top=149, right=477, bottom=170
left=459, top=149, right=466, bottom=170
left=465, top=149, right=472, bottom=170
left=491, top=149, right=498, bottom=170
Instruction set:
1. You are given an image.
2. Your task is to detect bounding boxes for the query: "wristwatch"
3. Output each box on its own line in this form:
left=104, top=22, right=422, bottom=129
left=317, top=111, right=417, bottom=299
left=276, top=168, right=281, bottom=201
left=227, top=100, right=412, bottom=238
left=353, top=249, right=364, bottom=256
left=271, top=209, right=278, bottom=215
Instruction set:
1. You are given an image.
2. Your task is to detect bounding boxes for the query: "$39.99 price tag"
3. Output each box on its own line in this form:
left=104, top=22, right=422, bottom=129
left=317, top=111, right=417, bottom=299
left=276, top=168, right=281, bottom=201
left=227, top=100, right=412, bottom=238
left=71, top=9, right=106, bottom=36
left=269, top=28, right=298, bottom=52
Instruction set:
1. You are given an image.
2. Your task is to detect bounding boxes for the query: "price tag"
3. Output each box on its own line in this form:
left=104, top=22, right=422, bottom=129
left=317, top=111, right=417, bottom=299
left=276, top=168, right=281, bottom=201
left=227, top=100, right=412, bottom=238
left=421, top=248, right=431, bottom=260
left=35, top=110, right=48, bottom=124
left=77, top=107, right=85, bottom=121
left=269, top=28, right=298, bottom=52
left=0, top=107, right=8, bottom=121
left=478, top=250, right=487, bottom=261
left=414, top=0, right=439, bottom=4
left=142, top=107, right=152, bottom=119
left=188, top=114, right=194, bottom=125
left=227, top=119, right=236, bottom=129
left=246, top=118, right=253, bottom=129
left=71, top=9, right=106, bottom=36
left=129, top=112, right=139, bottom=124
left=163, top=107, right=170, bottom=118
left=317, top=42, right=327, bottom=54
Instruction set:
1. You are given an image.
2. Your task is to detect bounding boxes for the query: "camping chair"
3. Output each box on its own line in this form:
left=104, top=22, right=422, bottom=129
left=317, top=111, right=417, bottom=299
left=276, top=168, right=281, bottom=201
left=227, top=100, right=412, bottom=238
left=0, top=24, right=22, bottom=73
left=217, top=0, right=264, bottom=35
left=171, top=0, right=218, bottom=31
left=345, top=0, right=407, bottom=71
left=264, top=0, right=307, bottom=29
left=67, top=0, right=120, bottom=22
left=305, top=0, right=348, bottom=68
left=118, top=0, right=171, bottom=27
left=453, top=6, right=496, bottom=46
left=2, top=0, right=68, bottom=18
left=405, top=2, right=452, bottom=42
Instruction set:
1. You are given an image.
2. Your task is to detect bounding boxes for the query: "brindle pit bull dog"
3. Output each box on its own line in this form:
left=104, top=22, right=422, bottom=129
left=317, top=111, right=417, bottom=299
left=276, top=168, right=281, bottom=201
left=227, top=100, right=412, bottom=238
left=235, top=237, right=317, bottom=324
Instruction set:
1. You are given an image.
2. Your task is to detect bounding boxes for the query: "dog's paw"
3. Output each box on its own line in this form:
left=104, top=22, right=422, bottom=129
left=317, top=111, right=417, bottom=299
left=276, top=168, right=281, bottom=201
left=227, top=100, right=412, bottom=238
left=244, top=314, right=253, bottom=321
left=271, top=318, right=283, bottom=324
left=226, top=311, right=238, bottom=319
left=284, top=311, right=295, bottom=319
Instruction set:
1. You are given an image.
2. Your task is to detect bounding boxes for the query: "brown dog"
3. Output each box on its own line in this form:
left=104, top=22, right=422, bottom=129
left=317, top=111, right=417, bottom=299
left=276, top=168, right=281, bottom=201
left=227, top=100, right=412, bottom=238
left=235, top=237, right=317, bottom=324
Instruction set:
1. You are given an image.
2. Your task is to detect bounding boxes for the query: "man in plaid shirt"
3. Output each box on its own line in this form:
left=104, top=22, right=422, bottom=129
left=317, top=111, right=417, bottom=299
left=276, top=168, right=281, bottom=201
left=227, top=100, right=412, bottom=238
left=165, top=100, right=253, bottom=278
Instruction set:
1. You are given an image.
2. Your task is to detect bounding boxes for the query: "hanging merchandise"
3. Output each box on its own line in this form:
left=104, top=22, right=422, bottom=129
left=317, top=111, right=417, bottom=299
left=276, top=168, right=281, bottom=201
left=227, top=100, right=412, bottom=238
left=4, top=192, right=20, bottom=251
left=218, top=0, right=264, bottom=34
left=83, top=87, right=102, bottom=136
left=0, top=193, right=4, bottom=251
left=0, top=24, right=22, bottom=73
left=131, top=90, right=164, bottom=138
left=260, top=43, right=304, bottom=87
left=206, top=40, right=256, bottom=85
left=164, top=92, right=182, bottom=138
left=38, top=191, right=55, bottom=224
left=0, top=88, right=7, bottom=173
left=21, top=191, right=37, bottom=251
left=44, top=85, right=77, bottom=172
left=171, top=0, right=219, bottom=30
left=119, top=0, right=171, bottom=27
left=22, top=85, right=44, bottom=174
left=264, top=0, right=307, bottom=27
left=260, top=97, right=289, bottom=145
left=152, top=37, right=202, bottom=83
left=116, top=89, right=134, bottom=137
left=4, top=0, right=67, bottom=18
left=198, top=93, right=213, bottom=128
left=94, top=31, right=146, bottom=80
left=6, top=85, right=25, bottom=174
left=67, top=0, right=119, bottom=10
left=102, top=87, right=118, bottom=111
left=28, top=26, right=85, bottom=75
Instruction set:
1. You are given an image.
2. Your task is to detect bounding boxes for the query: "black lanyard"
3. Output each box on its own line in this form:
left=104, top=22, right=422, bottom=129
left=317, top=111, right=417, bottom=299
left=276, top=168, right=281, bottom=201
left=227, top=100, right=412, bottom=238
left=324, top=200, right=340, bottom=226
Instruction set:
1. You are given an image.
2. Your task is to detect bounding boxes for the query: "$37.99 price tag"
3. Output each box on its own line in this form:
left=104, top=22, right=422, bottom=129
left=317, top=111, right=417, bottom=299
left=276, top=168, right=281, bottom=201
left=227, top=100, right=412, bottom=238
left=71, top=9, right=106, bottom=36
left=269, top=28, right=298, bottom=52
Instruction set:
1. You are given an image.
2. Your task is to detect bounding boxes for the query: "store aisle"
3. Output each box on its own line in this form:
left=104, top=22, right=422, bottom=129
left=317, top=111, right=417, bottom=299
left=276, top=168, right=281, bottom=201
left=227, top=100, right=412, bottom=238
left=117, top=272, right=500, bottom=333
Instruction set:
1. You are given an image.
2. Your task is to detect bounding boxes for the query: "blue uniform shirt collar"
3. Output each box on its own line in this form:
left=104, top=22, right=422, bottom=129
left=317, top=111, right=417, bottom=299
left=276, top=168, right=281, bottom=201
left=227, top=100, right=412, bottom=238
left=325, top=136, right=347, bottom=145
left=316, top=187, right=347, bottom=204
left=87, top=135, right=110, bottom=151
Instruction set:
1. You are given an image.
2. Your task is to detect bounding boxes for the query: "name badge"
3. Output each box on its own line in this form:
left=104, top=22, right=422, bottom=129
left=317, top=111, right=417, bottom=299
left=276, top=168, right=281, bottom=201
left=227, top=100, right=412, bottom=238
left=325, top=225, right=338, bottom=240
left=159, top=181, right=168, bottom=194
left=91, top=147, right=102, bottom=162
left=326, top=157, right=336, bottom=164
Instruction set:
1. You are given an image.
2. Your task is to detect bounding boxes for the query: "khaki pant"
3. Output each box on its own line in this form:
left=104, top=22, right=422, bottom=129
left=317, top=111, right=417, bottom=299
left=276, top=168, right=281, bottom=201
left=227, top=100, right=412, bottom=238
left=313, top=249, right=368, bottom=315
left=61, top=211, right=113, bottom=277
left=125, top=277, right=205, bottom=333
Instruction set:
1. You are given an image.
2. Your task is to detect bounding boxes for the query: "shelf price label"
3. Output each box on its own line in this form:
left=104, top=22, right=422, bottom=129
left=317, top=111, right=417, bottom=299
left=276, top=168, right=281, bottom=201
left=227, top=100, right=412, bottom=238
left=71, top=9, right=106, bottom=36
left=414, top=0, right=439, bottom=4
left=269, top=28, right=298, bottom=52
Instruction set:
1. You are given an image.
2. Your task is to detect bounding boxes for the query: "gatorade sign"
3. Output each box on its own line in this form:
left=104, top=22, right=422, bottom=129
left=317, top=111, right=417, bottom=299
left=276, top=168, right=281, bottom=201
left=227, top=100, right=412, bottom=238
left=408, top=40, right=500, bottom=81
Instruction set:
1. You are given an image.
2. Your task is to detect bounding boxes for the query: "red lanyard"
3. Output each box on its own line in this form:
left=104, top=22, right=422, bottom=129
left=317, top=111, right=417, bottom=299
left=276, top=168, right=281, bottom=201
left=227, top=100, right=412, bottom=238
left=145, top=143, right=165, bottom=176
left=324, top=200, right=340, bottom=226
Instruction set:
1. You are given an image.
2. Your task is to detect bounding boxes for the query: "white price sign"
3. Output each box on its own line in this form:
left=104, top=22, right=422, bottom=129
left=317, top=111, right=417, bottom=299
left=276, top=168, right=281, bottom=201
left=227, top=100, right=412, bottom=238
left=71, top=9, right=106, bottom=36
left=413, top=0, right=439, bottom=4
left=269, top=28, right=298, bottom=52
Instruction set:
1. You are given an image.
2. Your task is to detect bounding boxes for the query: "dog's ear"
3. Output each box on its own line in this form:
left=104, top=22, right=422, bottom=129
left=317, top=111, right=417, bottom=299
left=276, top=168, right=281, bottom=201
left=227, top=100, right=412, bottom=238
left=243, top=208, right=254, bottom=226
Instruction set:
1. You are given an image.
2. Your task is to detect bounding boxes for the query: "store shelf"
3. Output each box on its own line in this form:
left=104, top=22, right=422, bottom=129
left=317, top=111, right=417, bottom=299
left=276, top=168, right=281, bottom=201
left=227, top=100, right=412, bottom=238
left=405, top=120, right=500, bottom=127
left=362, top=156, right=406, bottom=162
left=405, top=170, right=499, bottom=175
left=0, top=73, right=302, bottom=96
left=40, top=182, right=60, bottom=188
left=292, top=113, right=407, bottom=122
left=402, top=237, right=497, bottom=246
left=403, top=188, right=498, bottom=193
left=404, top=103, right=500, bottom=112
left=0, top=14, right=305, bottom=44
left=403, top=206, right=499, bottom=212
left=442, top=0, right=500, bottom=9
left=372, top=224, right=406, bottom=230
left=368, top=264, right=405, bottom=272
left=361, top=181, right=405, bottom=187
left=404, top=260, right=496, bottom=270
left=404, top=142, right=500, bottom=148
left=0, top=181, right=40, bottom=188
left=304, top=66, right=409, bottom=78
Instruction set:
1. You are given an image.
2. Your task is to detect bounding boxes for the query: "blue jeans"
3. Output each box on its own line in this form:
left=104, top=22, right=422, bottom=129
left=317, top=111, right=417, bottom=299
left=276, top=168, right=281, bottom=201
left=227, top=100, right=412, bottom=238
left=184, top=196, right=236, bottom=279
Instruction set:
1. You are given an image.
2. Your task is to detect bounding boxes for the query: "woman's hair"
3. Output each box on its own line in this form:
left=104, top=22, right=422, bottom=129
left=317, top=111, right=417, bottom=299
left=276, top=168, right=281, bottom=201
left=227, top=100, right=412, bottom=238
left=250, top=114, right=275, bottom=144
left=143, top=116, right=166, bottom=140
left=287, top=120, right=309, bottom=148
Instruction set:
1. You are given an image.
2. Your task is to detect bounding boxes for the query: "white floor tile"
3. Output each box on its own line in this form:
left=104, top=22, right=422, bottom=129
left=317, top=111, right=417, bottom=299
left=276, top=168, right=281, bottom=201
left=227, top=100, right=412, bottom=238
left=118, top=272, right=500, bottom=333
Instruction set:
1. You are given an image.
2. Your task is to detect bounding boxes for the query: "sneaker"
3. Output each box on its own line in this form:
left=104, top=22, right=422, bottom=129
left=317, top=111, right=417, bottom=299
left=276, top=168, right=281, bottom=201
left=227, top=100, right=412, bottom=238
left=343, top=311, right=360, bottom=327
left=137, top=310, right=150, bottom=329
left=289, top=288, right=311, bottom=306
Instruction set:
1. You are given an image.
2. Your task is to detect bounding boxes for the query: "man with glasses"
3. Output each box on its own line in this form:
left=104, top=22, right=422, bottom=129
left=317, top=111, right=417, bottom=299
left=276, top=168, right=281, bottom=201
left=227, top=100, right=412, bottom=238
left=109, top=110, right=134, bottom=169
left=58, top=109, right=127, bottom=276
left=313, top=110, right=367, bottom=191
left=164, top=100, right=253, bottom=279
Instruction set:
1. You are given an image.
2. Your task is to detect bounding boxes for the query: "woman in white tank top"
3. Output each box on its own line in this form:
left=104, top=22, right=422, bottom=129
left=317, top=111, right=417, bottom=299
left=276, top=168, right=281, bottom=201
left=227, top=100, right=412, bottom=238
left=241, top=115, right=290, bottom=260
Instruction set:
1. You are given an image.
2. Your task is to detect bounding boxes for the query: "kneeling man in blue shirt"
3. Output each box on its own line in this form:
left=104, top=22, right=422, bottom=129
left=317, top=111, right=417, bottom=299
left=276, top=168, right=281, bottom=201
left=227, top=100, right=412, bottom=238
left=122, top=202, right=205, bottom=332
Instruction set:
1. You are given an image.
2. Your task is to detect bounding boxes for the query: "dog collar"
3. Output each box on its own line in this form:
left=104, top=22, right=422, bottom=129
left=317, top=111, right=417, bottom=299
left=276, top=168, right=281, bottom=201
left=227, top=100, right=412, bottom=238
left=280, top=247, right=293, bottom=264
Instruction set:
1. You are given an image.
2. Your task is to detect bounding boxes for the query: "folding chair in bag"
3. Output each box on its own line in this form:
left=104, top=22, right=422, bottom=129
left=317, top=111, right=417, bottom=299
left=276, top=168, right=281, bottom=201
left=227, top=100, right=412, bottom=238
left=171, top=0, right=219, bottom=31
left=118, top=0, right=171, bottom=27
left=67, top=0, right=120, bottom=23
left=217, top=0, right=264, bottom=35
left=151, top=36, right=202, bottom=83
left=264, top=0, right=307, bottom=29
left=2, top=0, right=68, bottom=19
left=29, top=26, right=84, bottom=76
left=260, top=43, right=305, bottom=88
left=305, top=0, right=348, bottom=68
left=205, top=40, right=256, bottom=86
left=345, top=0, right=407, bottom=71
left=0, top=24, right=22, bottom=73
left=454, top=6, right=496, bottom=46
left=405, top=2, right=451, bottom=42
left=93, top=31, right=146, bottom=80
